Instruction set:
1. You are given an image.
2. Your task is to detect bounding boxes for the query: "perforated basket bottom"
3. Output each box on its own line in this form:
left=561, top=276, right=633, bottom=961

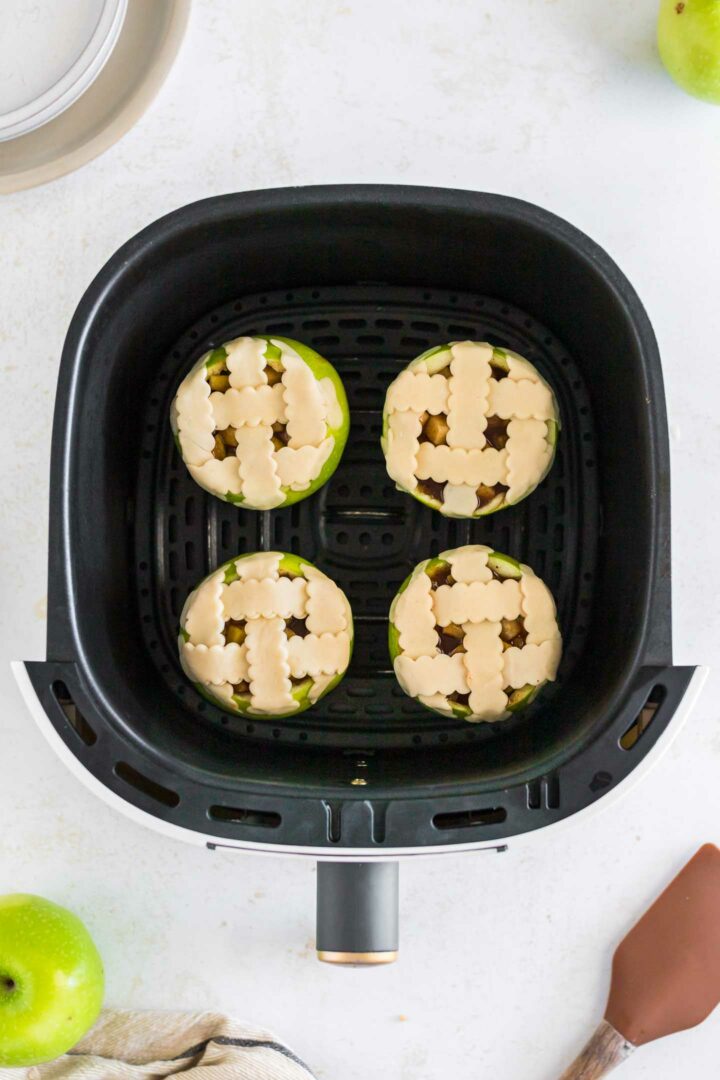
left=135, top=286, right=598, bottom=750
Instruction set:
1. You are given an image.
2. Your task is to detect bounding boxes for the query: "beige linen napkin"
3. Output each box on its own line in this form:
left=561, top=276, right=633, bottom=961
left=0, top=1011, right=314, bottom=1080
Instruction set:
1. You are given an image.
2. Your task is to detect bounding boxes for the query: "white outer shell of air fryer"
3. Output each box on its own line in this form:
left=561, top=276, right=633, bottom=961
left=12, top=662, right=708, bottom=860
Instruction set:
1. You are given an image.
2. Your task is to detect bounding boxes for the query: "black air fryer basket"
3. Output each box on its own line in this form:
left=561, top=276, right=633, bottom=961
left=21, top=186, right=699, bottom=960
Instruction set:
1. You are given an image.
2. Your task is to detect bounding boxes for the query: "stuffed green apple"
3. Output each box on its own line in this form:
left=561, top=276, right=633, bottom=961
left=171, top=336, right=349, bottom=509
left=0, top=894, right=104, bottom=1067
left=180, top=551, right=353, bottom=717
left=658, top=0, right=720, bottom=104
left=388, top=545, right=562, bottom=722
left=381, top=341, right=559, bottom=518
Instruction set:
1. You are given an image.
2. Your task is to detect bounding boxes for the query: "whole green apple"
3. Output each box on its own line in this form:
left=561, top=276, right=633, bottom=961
left=658, top=0, right=720, bottom=104
left=0, top=894, right=104, bottom=1067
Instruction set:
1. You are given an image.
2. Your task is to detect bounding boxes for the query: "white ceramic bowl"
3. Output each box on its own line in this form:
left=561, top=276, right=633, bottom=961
left=0, top=0, right=127, bottom=142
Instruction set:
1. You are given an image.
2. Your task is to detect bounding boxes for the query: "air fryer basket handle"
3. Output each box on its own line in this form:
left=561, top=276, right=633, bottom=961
left=316, top=861, right=399, bottom=965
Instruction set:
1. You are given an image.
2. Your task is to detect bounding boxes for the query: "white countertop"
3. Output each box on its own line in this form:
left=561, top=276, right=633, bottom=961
left=1, top=2, right=719, bottom=1077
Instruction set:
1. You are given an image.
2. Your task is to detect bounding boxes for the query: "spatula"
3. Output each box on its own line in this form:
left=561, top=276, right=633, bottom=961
left=559, top=844, right=720, bottom=1079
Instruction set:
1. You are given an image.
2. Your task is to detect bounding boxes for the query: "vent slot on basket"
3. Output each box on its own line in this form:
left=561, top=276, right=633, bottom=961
left=620, top=685, right=666, bottom=750
left=433, top=807, right=507, bottom=830
left=52, top=680, right=96, bottom=746
left=114, top=762, right=180, bottom=807
left=208, top=805, right=281, bottom=828
left=324, top=801, right=343, bottom=843
left=526, top=775, right=560, bottom=810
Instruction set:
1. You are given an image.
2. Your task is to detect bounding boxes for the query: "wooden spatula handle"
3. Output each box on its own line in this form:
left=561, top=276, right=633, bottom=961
left=558, top=1020, right=635, bottom=1079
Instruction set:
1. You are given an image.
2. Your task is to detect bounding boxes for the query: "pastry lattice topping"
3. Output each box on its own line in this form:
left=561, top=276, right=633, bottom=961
left=171, top=336, right=348, bottom=509
left=389, top=545, right=561, bottom=722
left=381, top=342, right=559, bottom=518
left=179, top=552, right=353, bottom=717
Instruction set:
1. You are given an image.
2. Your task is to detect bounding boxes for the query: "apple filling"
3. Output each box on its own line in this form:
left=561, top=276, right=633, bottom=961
left=419, top=412, right=450, bottom=446
left=285, top=616, right=309, bottom=638
left=224, top=618, right=246, bottom=645
left=428, top=561, right=455, bottom=590
left=212, top=425, right=237, bottom=460
left=484, top=414, right=509, bottom=450
left=436, top=621, right=466, bottom=655
left=272, top=422, right=289, bottom=451
left=208, top=372, right=230, bottom=392
left=476, top=482, right=509, bottom=510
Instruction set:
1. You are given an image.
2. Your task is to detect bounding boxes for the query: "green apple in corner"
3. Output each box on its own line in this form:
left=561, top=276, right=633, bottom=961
left=658, top=0, right=720, bottom=103
left=0, top=894, right=104, bottom=1066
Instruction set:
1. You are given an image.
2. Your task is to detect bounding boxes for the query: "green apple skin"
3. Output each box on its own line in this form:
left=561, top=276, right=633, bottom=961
left=658, top=0, right=720, bottom=104
left=0, top=895, right=104, bottom=1067
left=388, top=552, right=545, bottom=722
left=172, top=336, right=350, bottom=510
left=381, top=344, right=559, bottom=518
left=182, top=551, right=354, bottom=718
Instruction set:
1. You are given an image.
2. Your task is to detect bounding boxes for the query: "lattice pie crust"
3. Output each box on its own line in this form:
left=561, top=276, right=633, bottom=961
left=179, top=552, right=353, bottom=716
left=171, top=336, right=347, bottom=509
left=381, top=342, right=559, bottom=517
left=389, top=545, right=561, bottom=722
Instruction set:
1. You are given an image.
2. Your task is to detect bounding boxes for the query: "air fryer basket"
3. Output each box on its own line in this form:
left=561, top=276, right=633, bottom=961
left=21, top=187, right=697, bottom=953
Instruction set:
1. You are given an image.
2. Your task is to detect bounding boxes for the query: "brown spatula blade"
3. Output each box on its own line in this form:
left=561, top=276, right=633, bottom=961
left=605, top=844, right=720, bottom=1047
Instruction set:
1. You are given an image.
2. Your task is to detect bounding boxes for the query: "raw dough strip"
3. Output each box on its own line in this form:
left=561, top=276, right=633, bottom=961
left=234, top=424, right=283, bottom=509
left=385, top=370, right=449, bottom=415
left=181, top=642, right=249, bottom=686
left=487, top=378, right=555, bottom=421
left=274, top=440, right=334, bottom=491
left=309, top=673, right=336, bottom=704
left=461, top=622, right=507, bottom=720
left=392, top=570, right=438, bottom=658
left=505, top=419, right=552, bottom=504
left=446, top=341, right=493, bottom=449
left=245, top=616, right=296, bottom=714
left=223, top=576, right=308, bottom=621
left=287, top=631, right=351, bottom=678
left=385, top=410, right=423, bottom=492
left=519, top=568, right=561, bottom=644
left=433, top=579, right=523, bottom=626
left=305, top=566, right=349, bottom=635
left=210, top=384, right=286, bottom=430
left=441, top=484, right=480, bottom=518
left=233, top=552, right=282, bottom=581
left=441, top=546, right=493, bottom=584
left=226, top=337, right=268, bottom=388
left=282, top=350, right=328, bottom=447
left=175, top=366, right=215, bottom=465
left=418, top=692, right=455, bottom=715
left=320, top=377, right=344, bottom=430
left=190, top=455, right=242, bottom=496
left=502, top=639, right=562, bottom=688
left=415, top=444, right=507, bottom=487
left=209, top=682, right=237, bottom=708
left=394, top=653, right=469, bottom=697
left=184, top=570, right=225, bottom=645
left=507, top=353, right=543, bottom=382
